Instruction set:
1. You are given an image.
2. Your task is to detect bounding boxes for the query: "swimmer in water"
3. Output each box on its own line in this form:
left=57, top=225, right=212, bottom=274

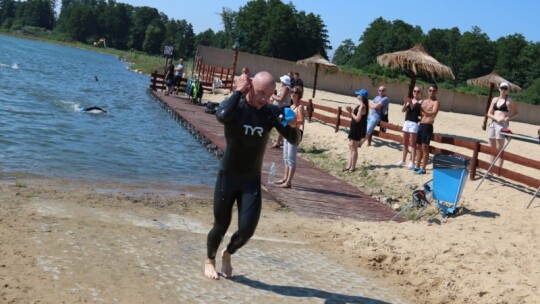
left=79, top=106, right=107, bottom=113
left=204, top=71, right=302, bottom=280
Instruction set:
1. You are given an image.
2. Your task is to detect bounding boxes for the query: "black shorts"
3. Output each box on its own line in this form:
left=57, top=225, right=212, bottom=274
left=416, top=123, right=434, bottom=145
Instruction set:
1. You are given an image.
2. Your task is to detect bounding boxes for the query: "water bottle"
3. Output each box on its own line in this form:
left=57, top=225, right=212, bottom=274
left=268, top=162, right=276, bottom=185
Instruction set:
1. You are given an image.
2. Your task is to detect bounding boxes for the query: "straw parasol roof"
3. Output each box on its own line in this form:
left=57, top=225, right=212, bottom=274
left=467, top=72, right=522, bottom=130
left=377, top=44, right=455, bottom=97
left=467, top=72, right=522, bottom=92
left=297, top=53, right=338, bottom=98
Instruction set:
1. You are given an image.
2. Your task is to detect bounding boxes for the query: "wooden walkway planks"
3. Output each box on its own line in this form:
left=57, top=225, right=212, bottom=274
left=149, top=90, right=401, bottom=222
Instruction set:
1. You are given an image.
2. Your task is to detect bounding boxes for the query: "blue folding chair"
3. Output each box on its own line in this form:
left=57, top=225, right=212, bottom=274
left=431, top=154, right=469, bottom=217
left=391, top=154, right=469, bottom=221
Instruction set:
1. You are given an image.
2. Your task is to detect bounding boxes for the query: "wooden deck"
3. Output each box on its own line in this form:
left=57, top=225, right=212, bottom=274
left=148, top=90, right=401, bottom=222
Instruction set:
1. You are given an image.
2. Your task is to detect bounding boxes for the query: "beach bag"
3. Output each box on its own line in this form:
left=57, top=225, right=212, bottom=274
left=204, top=102, right=219, bottom=114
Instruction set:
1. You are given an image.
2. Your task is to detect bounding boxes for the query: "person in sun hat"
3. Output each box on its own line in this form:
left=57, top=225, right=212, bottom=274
left=342, top=88, right=368, bottom=172
left=486, top=82, right=519, bottom=172
left=270, top=74, right=292, bottom=147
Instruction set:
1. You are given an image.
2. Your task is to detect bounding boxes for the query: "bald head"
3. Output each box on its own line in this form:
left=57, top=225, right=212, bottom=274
left=247, top=71, right=275, bottom=109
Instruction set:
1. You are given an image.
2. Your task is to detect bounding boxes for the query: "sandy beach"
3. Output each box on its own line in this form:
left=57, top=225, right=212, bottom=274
left=1, top=85, right=538, bottom=303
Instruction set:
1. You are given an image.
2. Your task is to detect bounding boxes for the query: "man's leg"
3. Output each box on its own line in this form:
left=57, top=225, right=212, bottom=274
left=360, top=116, right=379, bottom=146
left=205, top=171, right=235, bottom=280
left=222, top=178, right=262, bottom=278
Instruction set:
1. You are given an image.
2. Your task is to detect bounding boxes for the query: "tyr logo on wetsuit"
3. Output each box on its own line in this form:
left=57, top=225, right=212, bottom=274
left=243, top=125, right=264, bottom=137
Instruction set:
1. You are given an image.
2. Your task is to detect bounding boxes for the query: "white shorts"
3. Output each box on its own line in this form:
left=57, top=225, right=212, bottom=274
left=402, top=120, right=419, bottom=133
left=488, top=120, right=509, bottom=140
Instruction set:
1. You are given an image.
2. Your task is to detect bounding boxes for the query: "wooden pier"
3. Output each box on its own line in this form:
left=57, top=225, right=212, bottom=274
left=148, top=90, right=401, bottom=222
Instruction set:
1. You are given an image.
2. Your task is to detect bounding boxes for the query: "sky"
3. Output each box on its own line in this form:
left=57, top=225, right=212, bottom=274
left=114, top=0, right=540, bottom=58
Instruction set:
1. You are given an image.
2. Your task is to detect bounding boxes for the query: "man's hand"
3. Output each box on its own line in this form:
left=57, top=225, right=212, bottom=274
left=235, top=74, right=251, bottom=95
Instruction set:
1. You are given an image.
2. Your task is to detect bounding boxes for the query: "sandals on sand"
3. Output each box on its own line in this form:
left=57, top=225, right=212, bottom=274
left=278, top=183, right=291, bottom=188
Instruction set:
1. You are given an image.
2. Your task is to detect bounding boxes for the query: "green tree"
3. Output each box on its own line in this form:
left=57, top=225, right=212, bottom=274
left=350, top=17, right=423, bottom=68
left=19, top=0, right=55, bottom=29
left=295, top=11, right=331, bottom=59
left=195, top=28, right=217, bottom=47
left=494, top=34, right=528, bottom=85
left=332, top=39, right=355, bottom=65
left=142, top=19, right=165, bottom=54
left=517, top=42, right=540, bottom=87
left=0, top=0, right=16, bottom=28
left=423, top=27, right=461, bottom=79
left=219, top=7, right=236, bottom=49
left=455, top=26, right=496, bottom=82
left=56, top=3, right=97, bottom=42
left=130, top=6, right=161, bottom=51
left=97, top=2, right=131, bottom=49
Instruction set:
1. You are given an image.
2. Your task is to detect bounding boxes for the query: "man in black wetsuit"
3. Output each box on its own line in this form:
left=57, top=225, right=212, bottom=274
left=204, top=71, right=302, bottom=280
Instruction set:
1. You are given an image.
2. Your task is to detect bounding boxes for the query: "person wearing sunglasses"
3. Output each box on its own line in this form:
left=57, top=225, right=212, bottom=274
left=397, top=87, right=423, bottom=169
left=359, top=86, right=388, bottom=147
left=486, top=82, right=519, bottom=171
left=343, top=89, right=369, bottom=172
left=415, top=84, right=440, bottom=175
left=270, top=74, right=292, bottom=148
left=276, top=86, right=306, bottom=188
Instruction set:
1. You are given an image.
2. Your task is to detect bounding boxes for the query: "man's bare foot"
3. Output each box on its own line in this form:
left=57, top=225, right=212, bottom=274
left=204, top=259, right=219, bottom=280
left=221, top=249, right=233, bottom=278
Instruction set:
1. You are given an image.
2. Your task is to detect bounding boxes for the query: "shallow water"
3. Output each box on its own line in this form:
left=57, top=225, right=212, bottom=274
left=0, top=35, right=219, bottom=188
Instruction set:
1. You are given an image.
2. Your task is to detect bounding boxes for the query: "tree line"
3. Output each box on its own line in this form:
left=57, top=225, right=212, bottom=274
left=333, top=18, right=540, bottom=104
left=0, top=1, right=538, bottom=104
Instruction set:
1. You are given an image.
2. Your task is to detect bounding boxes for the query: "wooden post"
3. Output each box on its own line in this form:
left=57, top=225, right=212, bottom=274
left=312, top=64, right=319, bottom=98
left=470, top=140, right=480, bottom=180
left=231, top=47, right=239, bottom=92
left=481, top=84, right=495, bottom=130
left=408, top=71, right=417, bottom=98
left=307, top=99, right=314, bottom=122
left=335, top=107, right=342, bottom=133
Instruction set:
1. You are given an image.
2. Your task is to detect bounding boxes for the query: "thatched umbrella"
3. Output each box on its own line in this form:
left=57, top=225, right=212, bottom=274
left=377, top=44, right=455, bottom=98
left=467, top=72, right=522, bottom=130
left=296, top=53, right=338, bottom=98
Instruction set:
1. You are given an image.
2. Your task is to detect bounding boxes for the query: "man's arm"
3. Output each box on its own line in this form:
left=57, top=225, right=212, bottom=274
left=423, top=100, right=440, bottom=116
left=216, top=75, right=251, bottom=123
left=369, top=99, right=382, bottom=109
left=215, top=91, right=242, bottom=123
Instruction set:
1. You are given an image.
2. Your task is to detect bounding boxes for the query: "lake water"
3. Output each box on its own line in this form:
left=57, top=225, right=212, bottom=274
left=0, top=35, right=219, bottom=188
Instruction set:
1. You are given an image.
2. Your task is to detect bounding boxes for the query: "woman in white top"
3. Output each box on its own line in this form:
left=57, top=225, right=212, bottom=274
left=271, top=75, right=291, bottom=148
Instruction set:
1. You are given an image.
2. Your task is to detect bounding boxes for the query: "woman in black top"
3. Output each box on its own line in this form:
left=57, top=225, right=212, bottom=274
left=343, top=89, right=368, bottom=172
left=398, top=86, right=423, bottom=169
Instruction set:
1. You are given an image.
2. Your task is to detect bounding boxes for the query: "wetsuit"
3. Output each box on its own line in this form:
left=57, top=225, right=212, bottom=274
left=206, top=91, right=301, bottom=260
left=80, top=106, right=106, bottom=113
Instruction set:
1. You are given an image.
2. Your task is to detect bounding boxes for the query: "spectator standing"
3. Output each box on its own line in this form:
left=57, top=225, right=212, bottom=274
left=288, top=71, right=295, bottom=87
left=486, top=82, right=519, bottom=172
left=359, top=86, right=388, bottom=146
left=164, top=58, right=175, bottom=95
left=397, top=86, right=423, bottom=168
left=343, top=89, right=368, bottom=172
left=293, top=72, right=304, bottom=90
left=173, top=58, right=184, bottom=93
left=271, top=75, right=292, bottom=148
left=414, top=84, right=440, bottom=175
left=276, top=86, right=306, bottom=188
